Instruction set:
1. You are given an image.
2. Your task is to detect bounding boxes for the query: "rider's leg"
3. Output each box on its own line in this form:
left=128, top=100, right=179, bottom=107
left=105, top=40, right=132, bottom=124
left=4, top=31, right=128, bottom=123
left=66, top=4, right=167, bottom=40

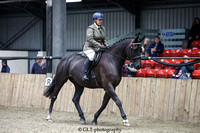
left=82, top=57, right=92, bottom=81
left=82, top=50, right=95, bottom=82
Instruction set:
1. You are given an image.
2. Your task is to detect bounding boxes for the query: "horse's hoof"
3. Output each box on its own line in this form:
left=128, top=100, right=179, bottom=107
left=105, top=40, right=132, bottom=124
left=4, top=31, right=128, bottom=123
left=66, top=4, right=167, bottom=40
left=123, top=119, right=130, bottom=126
left=80, top=118, right=86, bottom=124
left=91, top=120, right=97, bottom=126
left=47, top=118, right=53, bottom=122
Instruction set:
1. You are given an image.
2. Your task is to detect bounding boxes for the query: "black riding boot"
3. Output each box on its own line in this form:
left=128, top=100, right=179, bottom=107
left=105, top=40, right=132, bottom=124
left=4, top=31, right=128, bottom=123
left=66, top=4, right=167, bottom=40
left=82, top=58, right=92, bottom=82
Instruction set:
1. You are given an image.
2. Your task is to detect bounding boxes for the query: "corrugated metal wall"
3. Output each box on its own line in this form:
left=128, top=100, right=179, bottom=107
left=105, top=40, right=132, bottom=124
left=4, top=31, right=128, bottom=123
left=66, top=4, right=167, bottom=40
left=65, top=13, right=89, bottom=51
left=140, top=6, right=200, bottom=29
left=65, top=10, right=135, bottom=52
left=0, top=16, right=43, bottom=50
left=0, top=6, right=199, bottom=51
left=0, top=10, right=135, bottom=52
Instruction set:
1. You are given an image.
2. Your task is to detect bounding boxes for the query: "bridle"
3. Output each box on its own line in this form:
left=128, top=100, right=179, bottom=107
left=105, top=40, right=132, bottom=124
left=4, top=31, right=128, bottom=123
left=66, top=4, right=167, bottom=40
left=128, top=39, right=141, bottom=61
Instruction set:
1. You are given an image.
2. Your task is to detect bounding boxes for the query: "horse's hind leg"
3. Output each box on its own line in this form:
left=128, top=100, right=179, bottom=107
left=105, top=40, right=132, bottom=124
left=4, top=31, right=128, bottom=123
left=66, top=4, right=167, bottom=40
left=47, top=77, right=68, bottom=121
left=72, top=83, right=85, bottom=124
left=92, top=92, right=110, bottom=125
left=47, top=96, right=56, bottom=121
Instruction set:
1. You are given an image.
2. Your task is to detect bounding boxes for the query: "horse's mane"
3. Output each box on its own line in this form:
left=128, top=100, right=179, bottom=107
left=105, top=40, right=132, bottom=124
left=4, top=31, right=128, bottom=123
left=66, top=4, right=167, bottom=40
left=111, top=37, right=135, bottom=47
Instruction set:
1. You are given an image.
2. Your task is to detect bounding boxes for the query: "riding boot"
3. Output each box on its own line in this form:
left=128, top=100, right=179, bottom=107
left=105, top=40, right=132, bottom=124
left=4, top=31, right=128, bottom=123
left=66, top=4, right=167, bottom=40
left=82, top=58, right=92, bottom=82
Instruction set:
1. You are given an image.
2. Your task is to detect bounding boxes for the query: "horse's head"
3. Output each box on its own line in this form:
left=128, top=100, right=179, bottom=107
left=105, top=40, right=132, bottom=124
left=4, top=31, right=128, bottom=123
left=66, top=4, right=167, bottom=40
left=125, top=34, right=145, bottom=69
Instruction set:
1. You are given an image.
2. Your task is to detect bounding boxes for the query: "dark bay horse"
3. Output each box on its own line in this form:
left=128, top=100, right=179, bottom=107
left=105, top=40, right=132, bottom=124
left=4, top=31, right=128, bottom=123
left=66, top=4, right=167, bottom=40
left=43, top=35, right=143, bottom=126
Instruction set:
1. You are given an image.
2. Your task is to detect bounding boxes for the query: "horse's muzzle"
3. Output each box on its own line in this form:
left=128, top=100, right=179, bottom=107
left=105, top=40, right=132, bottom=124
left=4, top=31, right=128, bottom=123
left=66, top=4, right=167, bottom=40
left=135, top=64, right=141, bottom=70
left=133, top=57, right=142, bottom=70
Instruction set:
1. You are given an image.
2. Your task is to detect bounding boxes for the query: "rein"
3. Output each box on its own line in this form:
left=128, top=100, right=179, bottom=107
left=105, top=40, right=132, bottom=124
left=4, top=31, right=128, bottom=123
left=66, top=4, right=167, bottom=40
left=102, top=49, right=200, bottom=67
left=103, top=49, right=141, bottom=62
left=103, top=48, right=128, bottom=61
left=146, top=57, right=200, bottom=67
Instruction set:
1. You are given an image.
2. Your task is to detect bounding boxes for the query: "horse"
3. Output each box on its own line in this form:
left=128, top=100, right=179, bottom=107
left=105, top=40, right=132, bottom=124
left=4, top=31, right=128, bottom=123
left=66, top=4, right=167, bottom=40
left=43, top=34, right=144, bottom=126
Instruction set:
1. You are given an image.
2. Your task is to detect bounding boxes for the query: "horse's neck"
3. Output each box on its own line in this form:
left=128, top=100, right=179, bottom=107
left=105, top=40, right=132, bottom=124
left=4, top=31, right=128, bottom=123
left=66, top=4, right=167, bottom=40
left=106, top=40, right=129, bottom=68
left=110, top=40, right=129, bottom=58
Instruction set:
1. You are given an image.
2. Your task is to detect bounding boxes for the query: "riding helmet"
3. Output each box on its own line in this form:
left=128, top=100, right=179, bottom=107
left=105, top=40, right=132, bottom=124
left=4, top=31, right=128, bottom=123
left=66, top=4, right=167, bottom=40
left=93, top=12, right=104, bottom=20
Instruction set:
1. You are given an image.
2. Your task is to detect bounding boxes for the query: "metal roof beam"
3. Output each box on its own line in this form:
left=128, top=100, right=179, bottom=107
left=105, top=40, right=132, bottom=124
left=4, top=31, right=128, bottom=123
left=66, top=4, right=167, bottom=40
left=140, top=3, right=200, bottom=10
left=0, top=0, right=42, bottom=4
left=23, top=4, right=45, bottom=19
left=0, top=17, right=40, bottom=49
left=0, top=2, right=45, bottom=19
left=108, top=0, right=136, bottom=14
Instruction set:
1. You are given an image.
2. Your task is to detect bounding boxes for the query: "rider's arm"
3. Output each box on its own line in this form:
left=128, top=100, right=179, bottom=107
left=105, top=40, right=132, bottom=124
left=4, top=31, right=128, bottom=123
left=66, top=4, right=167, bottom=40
left=104, top=36, right=108, bottom=47
left=102, top=26, right=108, bottom=46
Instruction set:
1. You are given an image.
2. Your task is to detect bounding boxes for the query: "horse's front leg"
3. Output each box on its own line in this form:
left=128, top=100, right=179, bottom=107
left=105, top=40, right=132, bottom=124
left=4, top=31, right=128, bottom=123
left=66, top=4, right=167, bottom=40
left=92, top=92, right=110, bottom=125
left=105, top=85, right=130, bottom=126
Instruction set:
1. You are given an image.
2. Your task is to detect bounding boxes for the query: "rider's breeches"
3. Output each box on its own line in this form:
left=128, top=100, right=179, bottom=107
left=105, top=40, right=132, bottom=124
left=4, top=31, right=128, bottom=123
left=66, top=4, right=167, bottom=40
left=83, top=49, right=95, bottom=61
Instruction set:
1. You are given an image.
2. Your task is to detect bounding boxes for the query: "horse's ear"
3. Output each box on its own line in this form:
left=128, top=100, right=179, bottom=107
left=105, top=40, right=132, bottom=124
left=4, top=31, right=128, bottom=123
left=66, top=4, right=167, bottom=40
left=134, top=33, right=140, bottom=42
left=139, top=35, right=145, bottom=42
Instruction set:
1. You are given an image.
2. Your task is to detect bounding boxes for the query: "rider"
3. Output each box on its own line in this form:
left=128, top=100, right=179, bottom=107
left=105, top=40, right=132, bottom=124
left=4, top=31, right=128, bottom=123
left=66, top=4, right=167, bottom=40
left=82, top=12, right=108, bottom=82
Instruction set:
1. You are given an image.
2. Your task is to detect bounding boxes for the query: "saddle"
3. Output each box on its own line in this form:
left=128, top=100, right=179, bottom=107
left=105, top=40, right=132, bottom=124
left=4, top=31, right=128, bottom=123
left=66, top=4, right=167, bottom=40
left=78, top=51, right=102, bottom=79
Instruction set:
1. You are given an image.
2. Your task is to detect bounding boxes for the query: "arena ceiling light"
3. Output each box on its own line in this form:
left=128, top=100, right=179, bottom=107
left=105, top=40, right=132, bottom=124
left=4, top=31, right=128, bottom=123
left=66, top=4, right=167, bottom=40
left=66, top=0, right=82, bottom=2
left=46, top=0, right=81, bottom=5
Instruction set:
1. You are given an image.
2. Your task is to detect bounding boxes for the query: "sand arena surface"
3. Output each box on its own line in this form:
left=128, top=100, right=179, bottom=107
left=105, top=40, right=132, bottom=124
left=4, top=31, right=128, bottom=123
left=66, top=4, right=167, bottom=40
left=0, top=106, right=199, bottom=133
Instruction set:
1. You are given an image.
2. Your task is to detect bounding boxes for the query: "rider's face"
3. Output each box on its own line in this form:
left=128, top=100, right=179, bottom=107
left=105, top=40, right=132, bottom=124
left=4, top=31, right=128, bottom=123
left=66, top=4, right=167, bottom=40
left=95, top=19, right=103, bottom=26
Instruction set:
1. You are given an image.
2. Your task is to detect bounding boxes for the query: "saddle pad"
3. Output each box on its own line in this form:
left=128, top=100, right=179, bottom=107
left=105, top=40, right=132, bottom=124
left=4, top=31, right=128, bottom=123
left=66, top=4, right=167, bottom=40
left=78, top=51, right=87, bottom=57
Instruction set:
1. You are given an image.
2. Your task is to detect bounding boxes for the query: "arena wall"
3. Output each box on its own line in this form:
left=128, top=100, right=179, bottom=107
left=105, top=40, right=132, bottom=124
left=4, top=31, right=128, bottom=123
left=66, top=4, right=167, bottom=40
left=0, top=73, right=199, bottom=123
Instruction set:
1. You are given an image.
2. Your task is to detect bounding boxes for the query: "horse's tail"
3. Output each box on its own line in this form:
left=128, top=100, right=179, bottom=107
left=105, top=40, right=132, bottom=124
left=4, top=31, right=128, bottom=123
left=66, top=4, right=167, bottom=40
left=43, top=78, right=56, bottom=98
left=43, top=53, right=75, bottom=98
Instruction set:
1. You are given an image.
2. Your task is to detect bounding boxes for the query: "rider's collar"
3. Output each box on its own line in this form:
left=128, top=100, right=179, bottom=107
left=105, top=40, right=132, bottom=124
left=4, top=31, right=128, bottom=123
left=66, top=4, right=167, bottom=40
left=94, top=22, right=101, bottom=29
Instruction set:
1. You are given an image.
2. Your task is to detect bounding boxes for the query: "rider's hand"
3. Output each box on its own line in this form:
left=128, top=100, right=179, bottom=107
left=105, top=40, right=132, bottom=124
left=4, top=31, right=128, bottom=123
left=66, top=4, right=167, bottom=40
left=100, top=45, right=106, bottom=49
left=106, top=46, right=110, bottom=49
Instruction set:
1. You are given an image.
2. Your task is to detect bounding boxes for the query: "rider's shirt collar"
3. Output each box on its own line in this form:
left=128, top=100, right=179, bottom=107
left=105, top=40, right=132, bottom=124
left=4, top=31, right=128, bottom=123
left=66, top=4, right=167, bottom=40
left=94, top=23, right=101, bottom=29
